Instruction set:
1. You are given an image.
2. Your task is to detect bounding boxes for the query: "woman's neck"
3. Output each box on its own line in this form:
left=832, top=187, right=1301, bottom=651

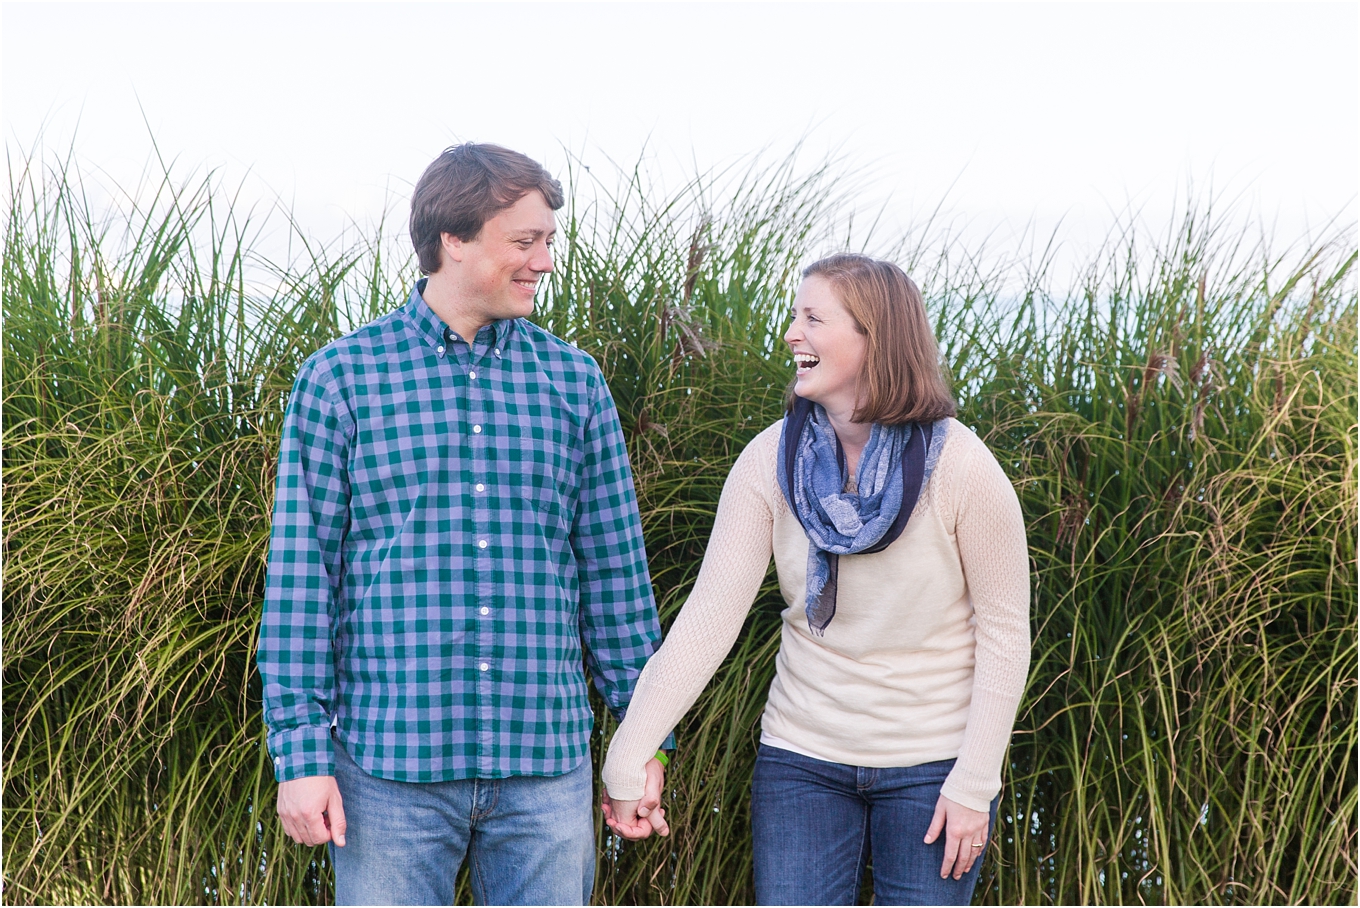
left=825, top=407, right=872, bottom=477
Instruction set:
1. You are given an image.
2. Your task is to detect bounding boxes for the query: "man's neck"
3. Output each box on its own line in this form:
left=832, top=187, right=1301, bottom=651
left=421, top=272, right=492, bottom=341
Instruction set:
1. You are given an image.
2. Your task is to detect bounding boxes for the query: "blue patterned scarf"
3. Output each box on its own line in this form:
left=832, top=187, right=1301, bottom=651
left=776, top=396, right=948, bottom=635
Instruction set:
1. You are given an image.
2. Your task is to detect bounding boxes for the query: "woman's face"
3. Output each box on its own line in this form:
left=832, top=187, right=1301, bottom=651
left=783, top=276, right=868, bottom=419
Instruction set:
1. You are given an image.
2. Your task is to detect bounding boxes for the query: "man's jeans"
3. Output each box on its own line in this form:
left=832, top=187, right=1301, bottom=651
left=751, top=744, right=998, bottom=906
left=329, top=737, right=595, bottom=906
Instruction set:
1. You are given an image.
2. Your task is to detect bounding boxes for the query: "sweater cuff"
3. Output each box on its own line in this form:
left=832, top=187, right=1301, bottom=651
left=939, top=679, right=1022, bottom=813
left=939, top=778, right=996, bottom=814
left=601, top=731, right=676, bottom=800
left=601, top=717, right=677, bottom=800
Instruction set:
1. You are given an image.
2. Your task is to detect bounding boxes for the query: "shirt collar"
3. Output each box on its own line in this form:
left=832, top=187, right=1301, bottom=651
left=403, top=278, right=518, bottom=351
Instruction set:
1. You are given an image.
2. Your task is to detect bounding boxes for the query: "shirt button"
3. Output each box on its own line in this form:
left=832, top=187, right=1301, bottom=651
left=436, top=345, right=445, bottom=356
left=469, top=371, right=477, bottom=380
left=479, top=662, right=489, bottom=672
left=472, top=425, right=482, bottom=433
left=480, top=607, right=489, bottom=615
left=478, top=540, right=488, bottom=549
left=475, top=483, right=485, bottom=492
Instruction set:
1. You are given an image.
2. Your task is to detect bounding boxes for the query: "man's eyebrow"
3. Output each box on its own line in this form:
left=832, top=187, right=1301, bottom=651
left=508, top=227, right=556, bottom=238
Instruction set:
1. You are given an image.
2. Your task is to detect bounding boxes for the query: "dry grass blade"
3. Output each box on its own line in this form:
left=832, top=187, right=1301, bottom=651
left=4, top=147, right=1355, bottom=905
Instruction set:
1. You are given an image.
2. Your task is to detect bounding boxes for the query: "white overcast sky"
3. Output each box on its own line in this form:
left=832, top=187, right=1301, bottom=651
left=3, top=2, right=1357, bottom=284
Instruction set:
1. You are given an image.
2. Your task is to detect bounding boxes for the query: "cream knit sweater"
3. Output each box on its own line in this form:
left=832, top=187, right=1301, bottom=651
left=602, top=417, right=1031, bottom=812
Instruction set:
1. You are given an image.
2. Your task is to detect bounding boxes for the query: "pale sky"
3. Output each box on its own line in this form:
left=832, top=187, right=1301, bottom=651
left=4, top=2, right=1357, bottom=284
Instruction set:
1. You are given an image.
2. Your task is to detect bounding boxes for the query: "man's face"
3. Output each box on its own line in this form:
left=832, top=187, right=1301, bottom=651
left=445, top=191, right=556, bottom=325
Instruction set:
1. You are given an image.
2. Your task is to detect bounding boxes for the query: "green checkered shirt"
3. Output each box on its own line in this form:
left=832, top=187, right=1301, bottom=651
left=258, top=280, right=667, bottom=783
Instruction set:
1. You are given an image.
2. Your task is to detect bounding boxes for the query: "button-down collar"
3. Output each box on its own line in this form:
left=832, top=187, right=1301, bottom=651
left=403, top=278, right=515, bottom=354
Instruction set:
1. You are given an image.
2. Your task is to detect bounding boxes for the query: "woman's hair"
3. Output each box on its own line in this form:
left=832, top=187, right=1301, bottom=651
left=409, top=143, right=565, bottom=275
left=795, top=253, right=957, bottom=425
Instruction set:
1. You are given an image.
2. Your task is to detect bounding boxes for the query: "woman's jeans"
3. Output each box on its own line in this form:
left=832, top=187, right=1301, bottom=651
left=752, top=744, right=998, bottom=906
left=328, top=737, right=595, bottom=906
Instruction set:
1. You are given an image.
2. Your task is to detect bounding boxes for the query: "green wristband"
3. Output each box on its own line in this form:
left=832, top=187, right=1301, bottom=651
left=654, top=750, right=670, bottom=768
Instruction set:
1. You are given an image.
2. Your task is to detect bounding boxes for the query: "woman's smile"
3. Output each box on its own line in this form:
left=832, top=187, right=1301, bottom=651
left=784, top=275, right=868, bottom=420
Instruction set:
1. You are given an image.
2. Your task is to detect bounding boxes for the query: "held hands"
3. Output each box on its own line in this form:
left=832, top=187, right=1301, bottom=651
left=601, top=756, right=669, bottom=840
left=923, top=793, right=989, bottom=880
left=277, top=775, right=347, bottom=847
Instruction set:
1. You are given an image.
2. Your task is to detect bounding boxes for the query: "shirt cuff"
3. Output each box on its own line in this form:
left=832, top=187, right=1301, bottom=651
left=267, top=725, right=335, bottom=782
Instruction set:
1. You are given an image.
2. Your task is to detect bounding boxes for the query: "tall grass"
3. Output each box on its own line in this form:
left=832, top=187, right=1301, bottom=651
left=3, top=147, right=1355, bottom=905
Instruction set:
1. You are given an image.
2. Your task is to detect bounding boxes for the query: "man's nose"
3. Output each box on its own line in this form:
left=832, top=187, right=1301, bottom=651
left=532, top=242, right=554, bottom=273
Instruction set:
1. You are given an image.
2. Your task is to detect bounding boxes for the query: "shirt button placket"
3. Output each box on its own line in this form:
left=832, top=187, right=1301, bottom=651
left=471, top=345, right=495, bottom=777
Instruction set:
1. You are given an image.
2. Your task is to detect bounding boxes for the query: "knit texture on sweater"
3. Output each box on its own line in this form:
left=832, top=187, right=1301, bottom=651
left=601, top=418, right=1031, bottom=812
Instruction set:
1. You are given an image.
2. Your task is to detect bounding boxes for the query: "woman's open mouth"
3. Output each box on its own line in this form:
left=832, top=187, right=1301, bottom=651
left=794, top=352, right=820, bottom=374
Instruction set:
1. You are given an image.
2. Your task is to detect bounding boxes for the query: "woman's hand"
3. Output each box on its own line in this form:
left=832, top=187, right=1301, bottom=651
left=601, top=757, right=669, bottom=840
left=923, top=794, right=989, bottom=880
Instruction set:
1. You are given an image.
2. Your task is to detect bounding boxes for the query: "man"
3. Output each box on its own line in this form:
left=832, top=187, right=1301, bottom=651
left=257, top=143, right=669, bottom=906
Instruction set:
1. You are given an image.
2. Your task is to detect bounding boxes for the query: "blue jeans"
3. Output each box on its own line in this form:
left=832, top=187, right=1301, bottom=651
left=751, top=744, right=998, bottom=906
left=328, top=737, right=595, bottom=906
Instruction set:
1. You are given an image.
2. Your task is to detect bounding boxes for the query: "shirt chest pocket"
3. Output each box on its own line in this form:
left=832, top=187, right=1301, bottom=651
left=498, top=422, right=582, bottom=519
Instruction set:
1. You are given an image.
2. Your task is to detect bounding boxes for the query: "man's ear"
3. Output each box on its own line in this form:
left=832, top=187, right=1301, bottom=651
left=440, top=232, right=465, bottom=266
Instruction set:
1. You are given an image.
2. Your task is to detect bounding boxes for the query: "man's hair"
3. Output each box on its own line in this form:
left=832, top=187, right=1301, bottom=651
left=794, top=253, right=957, bottom=426
left=410, top=143, right=565, bottom=275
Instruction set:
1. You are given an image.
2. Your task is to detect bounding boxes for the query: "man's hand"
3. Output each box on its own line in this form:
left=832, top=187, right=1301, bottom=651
left=277, top=775, right=347, bottom=847
left=923, top=793, right=989, bottom=880
left=601, top=756, right=669, bottom=840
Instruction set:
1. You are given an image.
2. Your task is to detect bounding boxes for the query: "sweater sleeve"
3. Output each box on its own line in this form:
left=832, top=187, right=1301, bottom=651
left=938, top=434, right=1032, bottom=812
left=601, top=429, right=777, bottom=800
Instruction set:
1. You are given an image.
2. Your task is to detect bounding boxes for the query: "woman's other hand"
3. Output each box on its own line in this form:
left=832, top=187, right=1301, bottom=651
left=923, top=794, right=989, bottom=879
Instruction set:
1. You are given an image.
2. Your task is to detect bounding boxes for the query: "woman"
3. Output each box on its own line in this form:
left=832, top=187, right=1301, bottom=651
left=601, top=253, right=1031, bottom=906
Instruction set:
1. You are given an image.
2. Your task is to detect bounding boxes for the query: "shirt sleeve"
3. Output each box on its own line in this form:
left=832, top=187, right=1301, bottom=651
left=257, top=356, right=353, bottom=782
left=571, top=373, right=670, bottom=747
left=939, top=434, right=1032, bottom=812
left=601, top=429, right=776, bottom=800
